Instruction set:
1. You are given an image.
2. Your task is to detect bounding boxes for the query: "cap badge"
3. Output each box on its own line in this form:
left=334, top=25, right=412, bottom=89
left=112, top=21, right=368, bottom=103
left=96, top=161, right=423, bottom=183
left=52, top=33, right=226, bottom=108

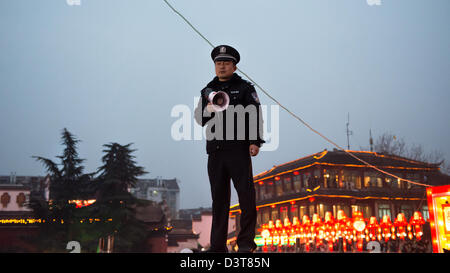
left=220, top=46, right=226, bottom=53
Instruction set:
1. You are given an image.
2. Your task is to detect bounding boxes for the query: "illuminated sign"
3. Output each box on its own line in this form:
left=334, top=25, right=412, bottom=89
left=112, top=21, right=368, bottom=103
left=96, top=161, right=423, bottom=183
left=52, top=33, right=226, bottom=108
left=426, top=184, right=450, bottom=253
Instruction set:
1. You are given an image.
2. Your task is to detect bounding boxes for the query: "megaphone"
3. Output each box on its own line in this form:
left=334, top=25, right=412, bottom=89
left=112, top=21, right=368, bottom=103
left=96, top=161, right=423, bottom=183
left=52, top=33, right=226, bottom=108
left=203, top=88, right=230, bottom=112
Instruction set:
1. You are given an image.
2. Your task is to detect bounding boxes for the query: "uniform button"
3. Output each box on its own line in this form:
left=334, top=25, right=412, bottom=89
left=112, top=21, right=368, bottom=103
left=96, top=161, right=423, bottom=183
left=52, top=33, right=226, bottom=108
left=216, top=145, right=220, bottom=149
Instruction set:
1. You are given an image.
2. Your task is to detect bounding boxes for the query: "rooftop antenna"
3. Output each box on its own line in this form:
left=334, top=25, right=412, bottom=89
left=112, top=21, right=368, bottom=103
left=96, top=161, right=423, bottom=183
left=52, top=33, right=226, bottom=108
left=346, top=112, right=353, bottom=150
left=369, top=129, right=374, bottom=152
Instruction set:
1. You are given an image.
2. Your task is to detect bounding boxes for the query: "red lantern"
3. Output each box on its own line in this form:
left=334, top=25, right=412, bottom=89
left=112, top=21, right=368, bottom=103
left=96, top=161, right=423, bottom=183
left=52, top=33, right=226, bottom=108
left=394, top=213, right=408, bottom=240
left=301, top=215, right=311, bottom=252
left=380, top=215, right=392, bottom=242
left=260, top=224, right=271, bottom=248
left=274, top=219, right=283, bottom=247
left=409, top=211, right=425, bottom=241
left=336, top=210, right=348, bottom=238
left=284, top=218, right=293, bottom=247
left=292, top=216, right=300, bottom=236
left=335, top=210, right=350, bottom=252
left=324, top=211, right=335, bottom=252
left=268, top=220, right=275, bottom=247
left=367, top=216, right=379, bottom=241
left=352, top=211, right=366, bottom=252
left=312, top=213, right=324, bottom=247
left=352, top=211, right=366, bottom=233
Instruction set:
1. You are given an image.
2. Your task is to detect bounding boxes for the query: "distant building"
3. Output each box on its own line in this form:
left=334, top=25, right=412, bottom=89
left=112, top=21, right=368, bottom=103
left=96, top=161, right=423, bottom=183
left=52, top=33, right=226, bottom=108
left=134, top=202, right=171, bottom=253
left=167, top=219, right=200, bottom=253
left=178, top=207, right=234, bottom=250
left=131, top=177, right=180, bottom=221
left=0, top=174, right=49, bottom=252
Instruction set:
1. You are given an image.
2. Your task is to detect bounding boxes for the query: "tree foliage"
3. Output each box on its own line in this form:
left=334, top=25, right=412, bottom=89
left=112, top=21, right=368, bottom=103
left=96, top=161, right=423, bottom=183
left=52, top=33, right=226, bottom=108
left=30, top=128, right=93, bottom=252
left=30, top=129, right=150, bottom=252
left=373, top=132, right=450, bottom=175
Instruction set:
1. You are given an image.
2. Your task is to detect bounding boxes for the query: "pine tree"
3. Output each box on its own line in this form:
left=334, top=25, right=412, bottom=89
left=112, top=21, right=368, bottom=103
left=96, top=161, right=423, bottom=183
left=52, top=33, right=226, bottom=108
left=30, top=128, right=93, bottom=252
left=92, top=142, right=149, bottom=252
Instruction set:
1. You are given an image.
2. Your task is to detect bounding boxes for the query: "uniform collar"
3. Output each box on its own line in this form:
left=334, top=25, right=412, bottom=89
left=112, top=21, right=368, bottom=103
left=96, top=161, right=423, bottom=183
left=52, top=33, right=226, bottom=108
left=209, top=73, right=241, bottom=87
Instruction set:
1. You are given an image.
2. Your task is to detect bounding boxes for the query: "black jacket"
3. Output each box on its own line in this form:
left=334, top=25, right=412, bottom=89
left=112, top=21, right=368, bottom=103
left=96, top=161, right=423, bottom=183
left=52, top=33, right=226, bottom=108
left=195, top=73, right=265, bottom=154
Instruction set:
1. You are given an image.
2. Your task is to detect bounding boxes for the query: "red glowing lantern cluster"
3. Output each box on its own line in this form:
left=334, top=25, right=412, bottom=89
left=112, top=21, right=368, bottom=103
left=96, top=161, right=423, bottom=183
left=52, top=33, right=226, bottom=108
left=258, top=210, right=426, bottom=252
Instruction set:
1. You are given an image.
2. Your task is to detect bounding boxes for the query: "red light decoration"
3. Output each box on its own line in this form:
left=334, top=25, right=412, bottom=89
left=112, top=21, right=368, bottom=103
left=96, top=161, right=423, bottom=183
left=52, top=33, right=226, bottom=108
left=258, top=210, right=427, bottom=252
left=323, top=212, right=335, bottom=252
left=394, top=213, right=408, bottom=240
left=380, top=215, right=392, bottom=242
left=426, top=184, right=450, bottom=253
left=69, top=199, right=96, bottom=208
left=409, top=211, right=425, bottom=241
left=367, top=216, right=379, bottom=241
left=352, top=211, right=366, bottom=252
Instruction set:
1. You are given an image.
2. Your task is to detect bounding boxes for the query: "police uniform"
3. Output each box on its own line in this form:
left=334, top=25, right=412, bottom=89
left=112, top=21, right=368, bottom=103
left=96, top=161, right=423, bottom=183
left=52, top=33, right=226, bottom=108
left=194, top=45, right=265, bottom=252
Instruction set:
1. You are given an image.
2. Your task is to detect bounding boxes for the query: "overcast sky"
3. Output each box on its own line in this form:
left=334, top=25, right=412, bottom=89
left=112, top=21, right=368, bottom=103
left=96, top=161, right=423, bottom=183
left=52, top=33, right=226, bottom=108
left=1, top=0, right=449, bottom=209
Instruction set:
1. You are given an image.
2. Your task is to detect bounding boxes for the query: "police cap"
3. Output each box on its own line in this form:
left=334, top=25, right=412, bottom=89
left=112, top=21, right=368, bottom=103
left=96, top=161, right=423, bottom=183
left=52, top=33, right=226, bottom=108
left=211, top=45, right=240, bottom=64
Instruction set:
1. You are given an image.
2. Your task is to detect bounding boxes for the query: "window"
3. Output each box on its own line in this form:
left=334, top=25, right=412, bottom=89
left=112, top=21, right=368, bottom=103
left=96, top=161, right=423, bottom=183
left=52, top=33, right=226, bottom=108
left=299, top=206, right=307, bottom=219
left=324, top=169, right=338, bottom=188
left=271, top=207, right=279, bottom=221
left=257, top=210, right=263, bottom=226
left=364, top=171, right=383, bottom=188
left=275, top=179, right=283, bottom=197
left=406, top=173, right=421, bottom=189
left=265, top=181, right=274, bottom=199
left=351, top=204, right=372, bottom=217
left=284, top=177, right=293, bottom=193
left=293, top=175, right=301, bottom=192
left=290, top=205, right=299, bottom=222
left=317, top=204, right=325, bottom=218
left=262, top=208, right=270, bottom=224
left=351, top=205, right=361, bottom=216
left=343, top=170, right=362, bottom=189
left=400, top=205, right=413, bottom=220
left=309, top=205, right=315, bottom=218
left=421, top=205, right=429, bottom=221
left=363, top=205, right=372, bottom=218
left=385, top=173, right=403, bottom=189
left=280, top=206, right=288, bottom=222
left=333, top=204, right=350, bottom=219
left=303, top=172, right=311, bottom=188
left=378, top=204, right=391, bottom=219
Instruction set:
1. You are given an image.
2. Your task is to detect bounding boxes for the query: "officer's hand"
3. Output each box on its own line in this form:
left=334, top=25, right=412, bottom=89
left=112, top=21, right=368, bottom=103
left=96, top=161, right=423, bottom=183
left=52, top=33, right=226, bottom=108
left=249, top=144, right=259, bottom=157
left=206, top=102, right=216, bottom=113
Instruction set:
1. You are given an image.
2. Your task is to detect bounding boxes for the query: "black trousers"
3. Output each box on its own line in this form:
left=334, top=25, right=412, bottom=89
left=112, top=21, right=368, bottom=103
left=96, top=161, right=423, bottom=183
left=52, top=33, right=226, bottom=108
left=207, top=148, right=257, bottom=252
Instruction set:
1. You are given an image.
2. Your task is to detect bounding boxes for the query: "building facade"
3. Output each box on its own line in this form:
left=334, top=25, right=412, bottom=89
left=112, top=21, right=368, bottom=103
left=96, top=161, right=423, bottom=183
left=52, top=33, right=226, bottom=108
left=131, top=177, right=180, bottom=221
left=230, top=149, right=450, bottom=235
left=0, top=175, right=49, bottom=252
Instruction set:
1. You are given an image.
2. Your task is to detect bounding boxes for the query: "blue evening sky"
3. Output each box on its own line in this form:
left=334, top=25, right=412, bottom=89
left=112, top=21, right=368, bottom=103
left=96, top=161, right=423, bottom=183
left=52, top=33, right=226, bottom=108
left=1, top=0, right=449, bottom=208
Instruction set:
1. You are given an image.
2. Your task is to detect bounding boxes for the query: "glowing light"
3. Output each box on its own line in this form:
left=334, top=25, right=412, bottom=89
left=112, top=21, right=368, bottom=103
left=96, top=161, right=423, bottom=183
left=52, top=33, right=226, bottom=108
left=68, top=199, right=96, bottom=208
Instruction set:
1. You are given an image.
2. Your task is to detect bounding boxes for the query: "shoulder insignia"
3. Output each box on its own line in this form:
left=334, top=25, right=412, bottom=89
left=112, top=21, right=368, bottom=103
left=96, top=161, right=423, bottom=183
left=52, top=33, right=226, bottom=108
left=251, top=91, right=260, bottom=104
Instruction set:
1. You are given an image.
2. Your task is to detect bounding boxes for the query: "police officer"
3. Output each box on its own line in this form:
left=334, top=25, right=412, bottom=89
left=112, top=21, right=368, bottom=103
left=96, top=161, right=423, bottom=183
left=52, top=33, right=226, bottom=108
left=195, top=45, right=265, bottom=253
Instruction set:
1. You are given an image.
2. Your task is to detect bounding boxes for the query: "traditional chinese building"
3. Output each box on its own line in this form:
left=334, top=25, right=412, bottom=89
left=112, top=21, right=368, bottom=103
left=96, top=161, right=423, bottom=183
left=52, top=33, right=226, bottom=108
left=229, top=149, right=450, bottom=237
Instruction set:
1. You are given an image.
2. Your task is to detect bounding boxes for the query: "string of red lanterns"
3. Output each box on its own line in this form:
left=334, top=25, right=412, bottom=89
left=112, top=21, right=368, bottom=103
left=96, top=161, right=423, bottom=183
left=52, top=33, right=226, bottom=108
left=258, top=210, right=426, bottom=252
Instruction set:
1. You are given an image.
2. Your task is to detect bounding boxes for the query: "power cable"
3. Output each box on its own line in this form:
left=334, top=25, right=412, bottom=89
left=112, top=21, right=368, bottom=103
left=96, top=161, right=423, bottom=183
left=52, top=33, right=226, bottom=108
left=162, top=0, right=432, bottom=188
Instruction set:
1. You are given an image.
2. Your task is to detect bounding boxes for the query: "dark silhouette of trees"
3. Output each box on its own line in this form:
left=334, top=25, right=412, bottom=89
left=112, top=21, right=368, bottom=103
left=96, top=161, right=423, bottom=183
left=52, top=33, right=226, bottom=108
left=30, top=129, right=150, bottom=252
left=30, top=128, right=94, bottom=252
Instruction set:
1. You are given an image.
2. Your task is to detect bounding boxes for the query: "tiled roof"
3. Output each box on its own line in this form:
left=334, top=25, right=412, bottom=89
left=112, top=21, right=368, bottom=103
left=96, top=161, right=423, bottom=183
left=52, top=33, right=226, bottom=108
left=253, top=149, right=440, bottom=181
